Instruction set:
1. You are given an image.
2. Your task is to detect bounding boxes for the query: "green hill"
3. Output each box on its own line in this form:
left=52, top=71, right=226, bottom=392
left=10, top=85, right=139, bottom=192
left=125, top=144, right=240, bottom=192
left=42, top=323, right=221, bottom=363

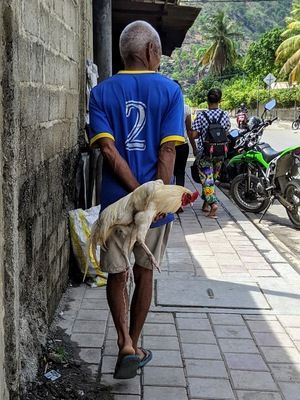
left=161, top=0, right=293, bottom=85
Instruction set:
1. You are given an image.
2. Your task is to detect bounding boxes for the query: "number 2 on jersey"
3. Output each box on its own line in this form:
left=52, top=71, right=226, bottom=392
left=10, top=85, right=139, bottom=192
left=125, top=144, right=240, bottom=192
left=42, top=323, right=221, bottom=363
left=125, top=100, right=146, bottom=151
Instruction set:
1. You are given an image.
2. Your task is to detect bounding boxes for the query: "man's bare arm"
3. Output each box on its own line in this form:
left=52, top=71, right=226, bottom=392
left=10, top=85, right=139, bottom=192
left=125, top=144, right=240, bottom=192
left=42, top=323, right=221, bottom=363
left=94, top=138, right=140, bottom=191
left=156, top=141, right=176, bottom=184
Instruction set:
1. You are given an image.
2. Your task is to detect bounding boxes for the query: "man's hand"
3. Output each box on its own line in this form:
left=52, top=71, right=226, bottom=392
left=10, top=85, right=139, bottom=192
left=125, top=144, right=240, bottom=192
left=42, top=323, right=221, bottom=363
left=98, top=137, right=140, bottom=192
left=153, top=212, right=166, bottom=222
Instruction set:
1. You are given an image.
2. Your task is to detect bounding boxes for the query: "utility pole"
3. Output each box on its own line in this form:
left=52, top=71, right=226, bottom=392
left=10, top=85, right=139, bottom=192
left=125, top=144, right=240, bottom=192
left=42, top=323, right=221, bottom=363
left=93, top=0, right=112, bottom=82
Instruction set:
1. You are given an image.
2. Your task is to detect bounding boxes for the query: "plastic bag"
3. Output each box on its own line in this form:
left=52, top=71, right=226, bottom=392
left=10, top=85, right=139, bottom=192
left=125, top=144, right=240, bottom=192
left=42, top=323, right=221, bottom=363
left=69, top=205, right=107, bottom=287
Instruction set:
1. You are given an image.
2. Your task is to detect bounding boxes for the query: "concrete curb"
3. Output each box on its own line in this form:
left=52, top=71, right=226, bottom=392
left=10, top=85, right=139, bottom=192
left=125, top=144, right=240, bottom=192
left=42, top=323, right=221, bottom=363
left=218, top=186, right=300, bottom=274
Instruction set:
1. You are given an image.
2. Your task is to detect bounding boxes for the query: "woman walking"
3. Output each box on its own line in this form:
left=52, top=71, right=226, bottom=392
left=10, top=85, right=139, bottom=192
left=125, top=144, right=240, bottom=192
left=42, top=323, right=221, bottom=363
left=189, top=88, right=230, bottom=218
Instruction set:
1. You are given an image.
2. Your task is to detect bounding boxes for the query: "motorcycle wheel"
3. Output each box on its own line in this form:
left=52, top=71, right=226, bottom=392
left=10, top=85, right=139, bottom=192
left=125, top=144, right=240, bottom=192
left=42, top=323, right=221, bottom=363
left=284, top=180, right=300, bottom=229
left=292, top=120, right=299, bottom=130
left=230, top=174, right=270, bottom=213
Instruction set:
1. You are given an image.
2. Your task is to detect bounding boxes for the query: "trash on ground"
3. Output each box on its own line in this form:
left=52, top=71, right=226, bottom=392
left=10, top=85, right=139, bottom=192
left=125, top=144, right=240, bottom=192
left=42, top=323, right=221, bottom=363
left=44, top=370, right=61, bottom=382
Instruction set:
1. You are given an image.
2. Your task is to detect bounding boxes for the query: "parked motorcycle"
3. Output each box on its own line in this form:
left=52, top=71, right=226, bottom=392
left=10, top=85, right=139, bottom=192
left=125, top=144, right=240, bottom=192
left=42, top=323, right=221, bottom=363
left=229, top=100, right=300, bottom=228
left=292, top=108, right=300, bottom=130
left=219, top=127, right=248, bottom=183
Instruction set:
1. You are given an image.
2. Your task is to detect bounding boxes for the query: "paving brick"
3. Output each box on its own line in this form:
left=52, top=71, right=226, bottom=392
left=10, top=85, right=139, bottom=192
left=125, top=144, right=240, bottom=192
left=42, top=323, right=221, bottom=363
left=76, top=309, right=109, bottom=321
left=84, top=288, right=107, bottom=299
left=147, top=350, right=182, bottom=367
left=260, top=346, right=300, bottom=363
left=285, top=327, right=300, bottom=341
left=249, top=270, right=278, bottom=278
left=278, top=382, right=300, bottom=400
left=81, top=298, right=109, bottom=310
left=218, top=339, right=259, bottom=354
left=277, top=315, right=300, bottom=327
left=177, top=318, right=211, bottom=331
left=188, top=377, right=234, bottom=399
left=103, top=340, right=118, bottom=356
left=72, top=320, right=106, bottom=334
left=246, top=321, right=285, bottom=333
left=101, top=356, right=117, bottom=374
left=252, top=332, right=294, bottom=347
left=101, top=374, right=141, bottom=395
left=106, top=327, right=118, bottom=340
left=210, top=314, right=245, bottom=325
left=142, top=335, right=180, bottom=350
left=214, top=325, right=251, bottom=339
left=143, top=366, right=186, bottom=387
left=243, top=315, right=278, bottom=321
left=179, top=330, right=216, bottom=344
left=224, top=353, right=268, bottom=371
left=269, top=363, right=300, bottom=382
left=185, top=359, right=228, bottom=378
left=146, top=313, right=174, bottom=324
left=230, top=370, right=277, bottom=391
left=295, top=341, right=300, bottom=352
left=236, top=391, right=283, bottom=400
left=57, top=317, right=74, bottom=334
left=68, top=285, right=86, bottom=300
left=143, top=386, right=188, bottom=400
left=78, top=348, right=101, bottom=364
left=71, top=333, right=104, bottom=348
left=182, top=343, right=222, bottom=360
left=176, top=313, right=208, bottom=319
left=143, top=323, right=177, bottom=336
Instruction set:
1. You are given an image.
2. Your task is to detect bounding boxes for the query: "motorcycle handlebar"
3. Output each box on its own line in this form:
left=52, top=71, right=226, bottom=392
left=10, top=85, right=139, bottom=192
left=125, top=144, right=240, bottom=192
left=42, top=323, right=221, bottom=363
left=264, top=117, right=278, bottom=126
left=233, top=116, right=277, bottom=149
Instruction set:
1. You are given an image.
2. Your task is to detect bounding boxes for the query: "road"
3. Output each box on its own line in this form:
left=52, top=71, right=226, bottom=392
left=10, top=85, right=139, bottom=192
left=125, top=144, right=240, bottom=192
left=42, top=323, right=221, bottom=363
left=229, top=119, right=300, bottom=269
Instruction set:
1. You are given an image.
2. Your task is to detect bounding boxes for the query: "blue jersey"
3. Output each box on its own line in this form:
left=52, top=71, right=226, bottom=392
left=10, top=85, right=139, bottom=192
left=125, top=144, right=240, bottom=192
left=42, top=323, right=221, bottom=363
left=89, top=71, right=185, bottom=226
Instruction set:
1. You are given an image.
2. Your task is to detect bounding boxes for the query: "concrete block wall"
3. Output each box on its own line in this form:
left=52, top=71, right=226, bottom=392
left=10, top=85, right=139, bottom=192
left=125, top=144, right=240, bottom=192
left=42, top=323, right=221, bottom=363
left=0, top=0, right=93, bottom=396
left=0, top=1, right=9, bottom=398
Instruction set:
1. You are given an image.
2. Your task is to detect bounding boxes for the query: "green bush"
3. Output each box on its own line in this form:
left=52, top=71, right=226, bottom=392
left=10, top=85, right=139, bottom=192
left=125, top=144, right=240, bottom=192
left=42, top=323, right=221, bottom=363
left=187, top=76, right=300, bottom=110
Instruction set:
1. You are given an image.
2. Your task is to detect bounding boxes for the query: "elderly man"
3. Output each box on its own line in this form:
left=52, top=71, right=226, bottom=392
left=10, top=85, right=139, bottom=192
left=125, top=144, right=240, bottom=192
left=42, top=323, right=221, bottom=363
left=89, top=21, right=184, bottom=379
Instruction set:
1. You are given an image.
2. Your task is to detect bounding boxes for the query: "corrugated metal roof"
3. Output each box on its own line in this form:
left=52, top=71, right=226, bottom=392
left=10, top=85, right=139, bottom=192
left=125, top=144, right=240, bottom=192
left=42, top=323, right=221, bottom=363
left=112, top=0, right=200, bottom=71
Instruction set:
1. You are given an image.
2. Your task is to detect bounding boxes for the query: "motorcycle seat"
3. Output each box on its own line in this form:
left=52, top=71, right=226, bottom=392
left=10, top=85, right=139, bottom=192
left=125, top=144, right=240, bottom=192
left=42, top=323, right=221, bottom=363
left=256, top=143, right=281, bottom=162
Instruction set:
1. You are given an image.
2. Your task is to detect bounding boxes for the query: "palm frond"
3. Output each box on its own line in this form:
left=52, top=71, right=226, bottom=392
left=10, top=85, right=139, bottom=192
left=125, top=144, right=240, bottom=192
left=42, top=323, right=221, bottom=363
left=279, top=48, right=300, bottom=83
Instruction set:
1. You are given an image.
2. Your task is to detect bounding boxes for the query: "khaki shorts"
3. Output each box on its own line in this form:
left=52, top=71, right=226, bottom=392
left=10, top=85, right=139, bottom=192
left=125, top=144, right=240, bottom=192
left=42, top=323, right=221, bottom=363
left=100, top=223, right=172, bottom=274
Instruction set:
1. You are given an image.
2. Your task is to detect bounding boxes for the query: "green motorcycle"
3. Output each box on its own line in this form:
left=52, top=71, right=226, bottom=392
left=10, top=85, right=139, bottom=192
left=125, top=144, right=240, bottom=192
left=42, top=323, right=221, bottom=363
left=229, top=100, right=300, bottom=228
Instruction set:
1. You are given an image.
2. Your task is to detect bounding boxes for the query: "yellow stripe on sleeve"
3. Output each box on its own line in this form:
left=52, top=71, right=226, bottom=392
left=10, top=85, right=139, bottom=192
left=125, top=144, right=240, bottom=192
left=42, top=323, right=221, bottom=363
left=160, top=135, right=185, bottom=146
left=90, top=132, right=115, bottom=145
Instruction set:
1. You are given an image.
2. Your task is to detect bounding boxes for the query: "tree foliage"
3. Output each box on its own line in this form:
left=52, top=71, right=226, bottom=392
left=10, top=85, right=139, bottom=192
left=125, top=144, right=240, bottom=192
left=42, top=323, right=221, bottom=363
left=276, top=3, right=300, bottom=83
left=200, top=11, right=243, bottom=75
left=243, top=28, right=283, bottom=79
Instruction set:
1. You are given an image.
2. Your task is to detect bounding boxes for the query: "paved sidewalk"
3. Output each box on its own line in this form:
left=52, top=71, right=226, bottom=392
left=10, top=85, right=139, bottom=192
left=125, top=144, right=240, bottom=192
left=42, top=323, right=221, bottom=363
left=58, top=173, right=300, bottom=400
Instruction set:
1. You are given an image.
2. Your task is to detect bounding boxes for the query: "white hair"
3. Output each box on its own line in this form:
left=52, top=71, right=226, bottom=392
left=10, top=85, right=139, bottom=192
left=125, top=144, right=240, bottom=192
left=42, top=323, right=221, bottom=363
left=119, top=21, right=162, bottom=61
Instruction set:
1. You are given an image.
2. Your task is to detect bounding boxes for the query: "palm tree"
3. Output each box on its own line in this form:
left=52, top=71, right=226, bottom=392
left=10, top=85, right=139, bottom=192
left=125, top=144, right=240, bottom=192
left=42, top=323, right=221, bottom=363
left=199, top=11, right=243, bottom=75
left=276, top=3, right=300, bottom=84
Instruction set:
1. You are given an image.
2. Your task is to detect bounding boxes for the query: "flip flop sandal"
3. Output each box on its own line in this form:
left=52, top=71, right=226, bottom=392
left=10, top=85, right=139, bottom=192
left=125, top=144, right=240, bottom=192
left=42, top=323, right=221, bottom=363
left=138, top=348, right=153, bottom=368
left=113, top=354, right=140, bottom=379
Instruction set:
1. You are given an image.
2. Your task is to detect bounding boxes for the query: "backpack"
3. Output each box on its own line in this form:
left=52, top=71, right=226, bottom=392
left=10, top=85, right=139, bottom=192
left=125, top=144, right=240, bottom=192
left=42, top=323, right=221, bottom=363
left=202, top=111, right=228, bottom=158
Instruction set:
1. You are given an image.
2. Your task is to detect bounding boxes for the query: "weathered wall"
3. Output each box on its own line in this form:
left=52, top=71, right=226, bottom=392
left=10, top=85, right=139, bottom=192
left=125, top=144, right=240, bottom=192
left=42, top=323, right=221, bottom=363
left=0, top=0, right=9, bottom=397
left=1, top=0, right=93, bottom=396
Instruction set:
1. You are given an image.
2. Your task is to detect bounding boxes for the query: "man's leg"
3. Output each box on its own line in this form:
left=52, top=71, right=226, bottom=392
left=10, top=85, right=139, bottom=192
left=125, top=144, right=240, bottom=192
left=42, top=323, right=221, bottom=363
left=130, top=224, right=171, bottom=361
left=129, top=264, right=153, bottom=357
left=106, top=270, right=135, bottom=357
left=199, top=160, right=218, bottom=217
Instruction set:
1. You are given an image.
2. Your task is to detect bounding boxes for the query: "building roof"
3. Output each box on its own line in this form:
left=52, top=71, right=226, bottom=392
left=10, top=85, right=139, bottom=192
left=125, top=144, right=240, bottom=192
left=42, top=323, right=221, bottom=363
left=112, top=0, right=201, bottom=71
